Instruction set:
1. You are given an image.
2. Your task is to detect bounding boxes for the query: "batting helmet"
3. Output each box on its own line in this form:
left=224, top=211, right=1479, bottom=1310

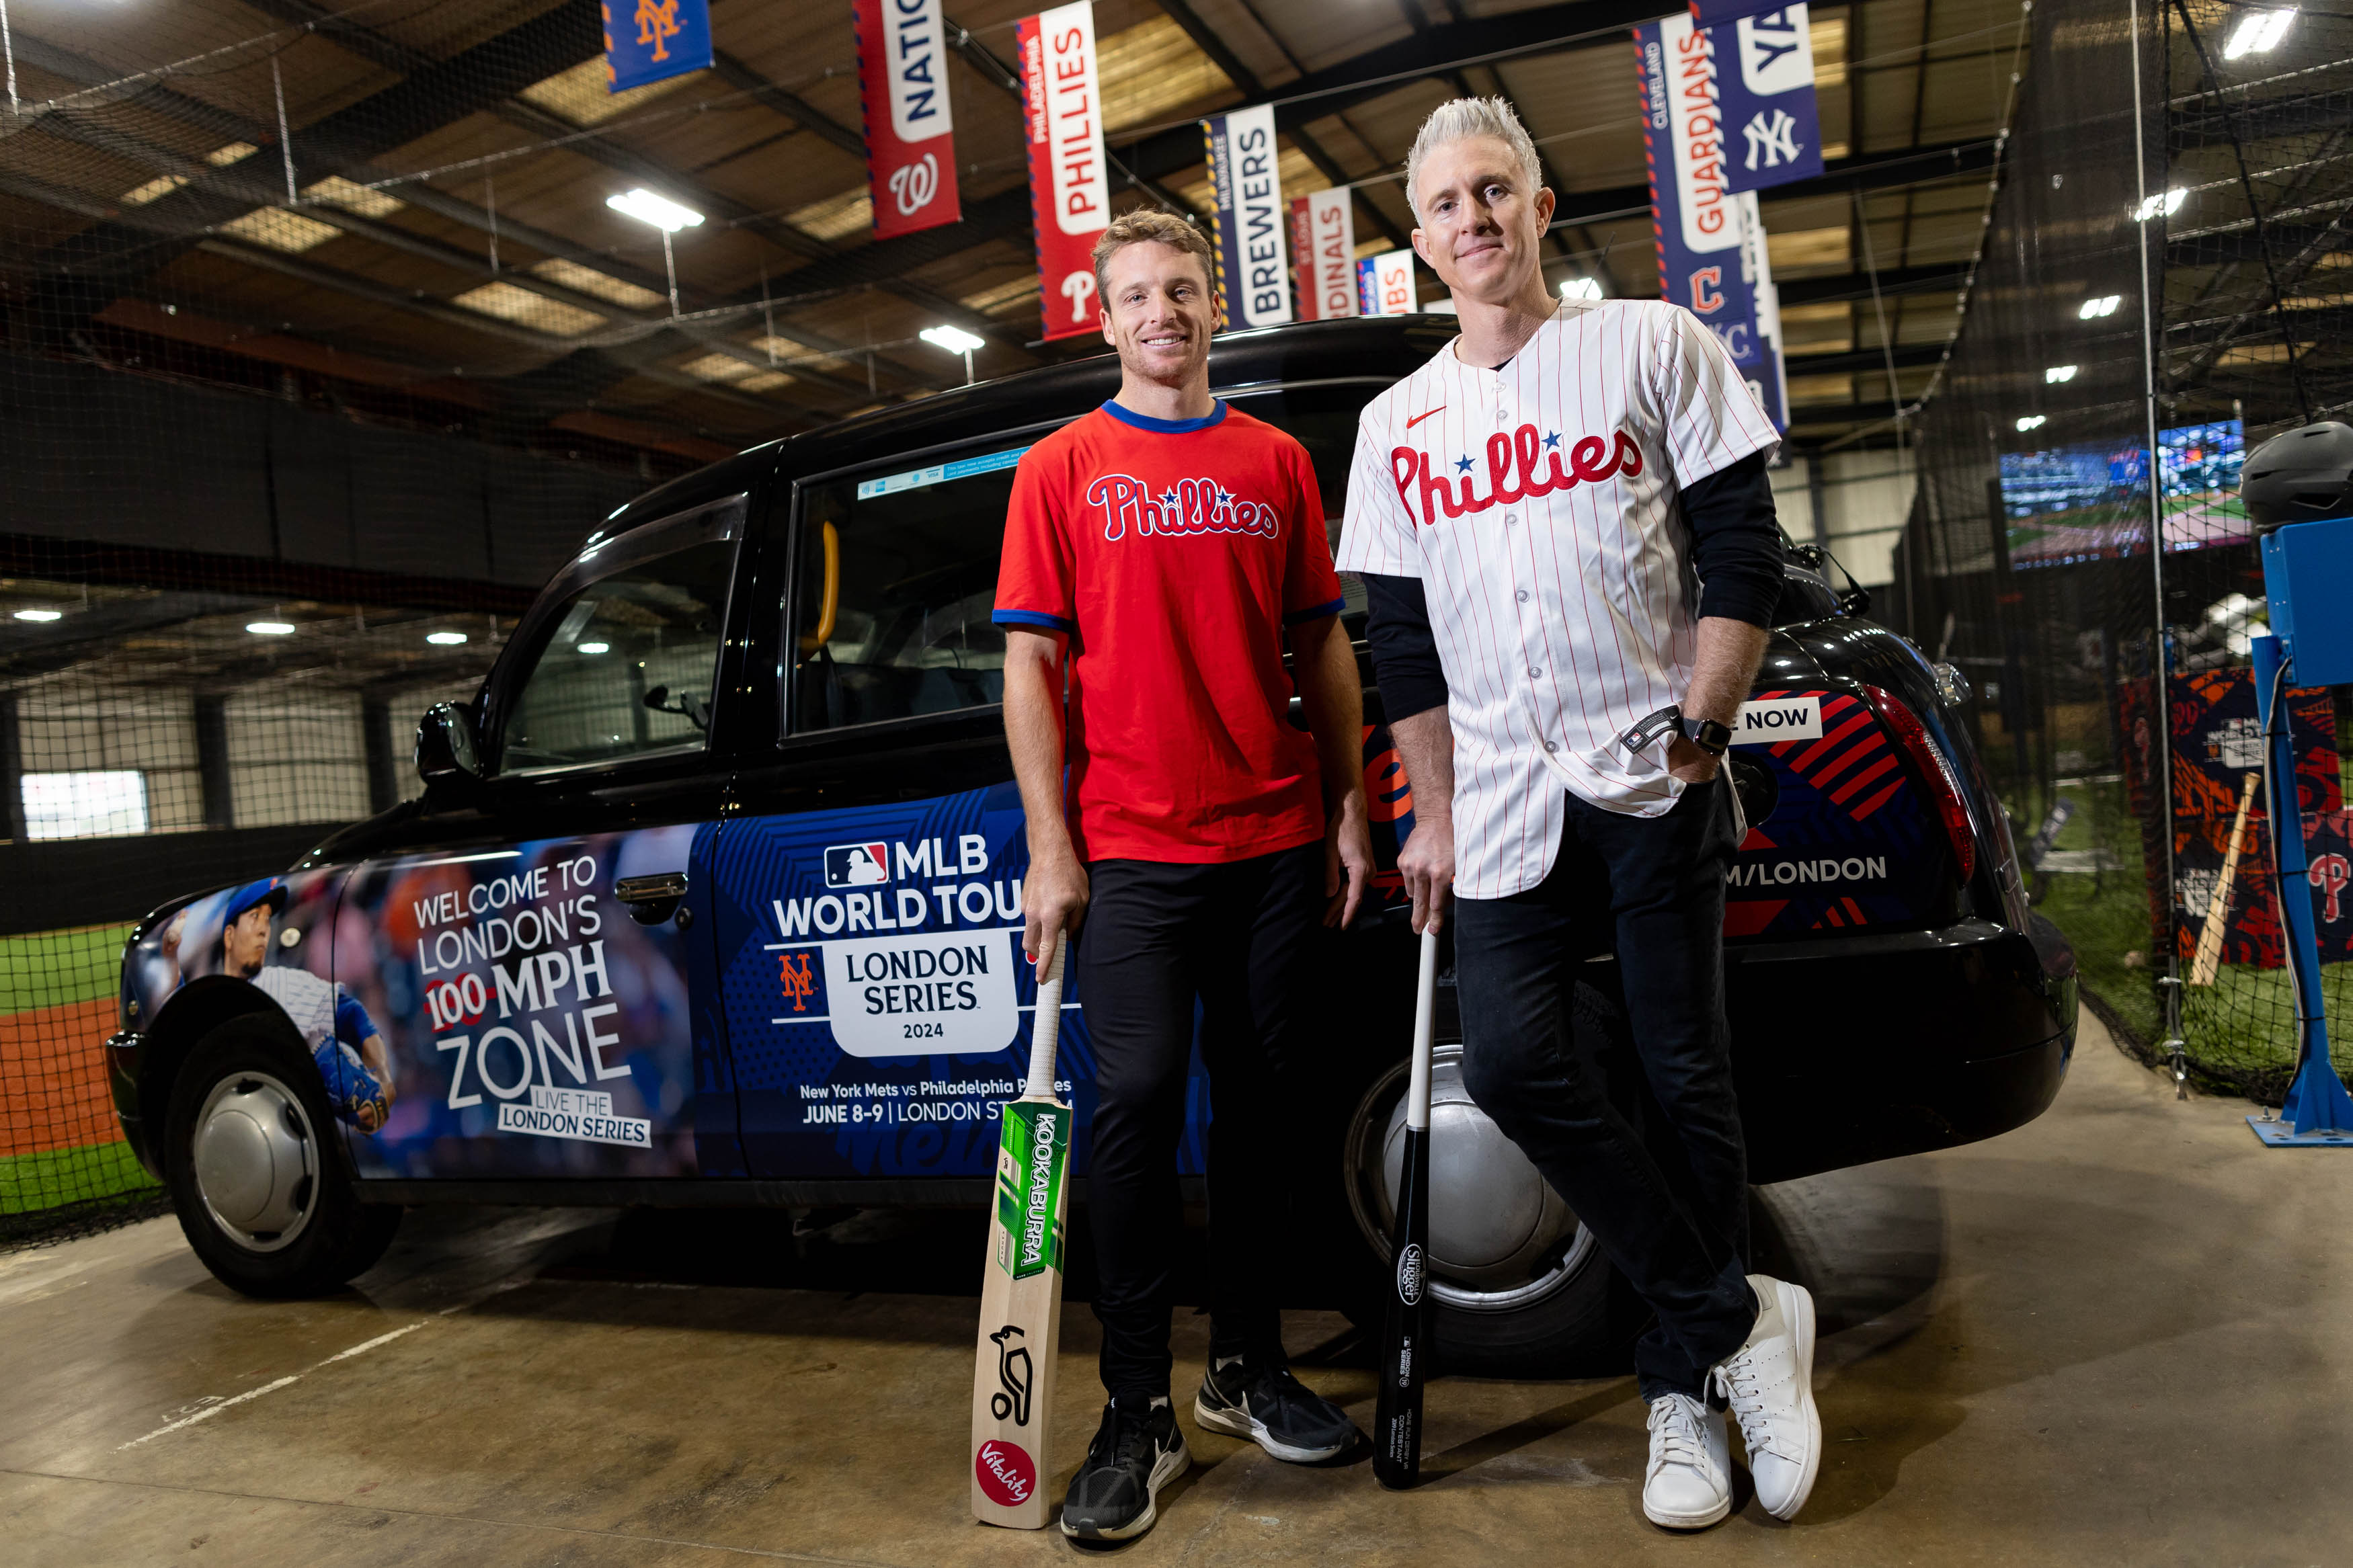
left=2241, top=420, right=2353, bottom=534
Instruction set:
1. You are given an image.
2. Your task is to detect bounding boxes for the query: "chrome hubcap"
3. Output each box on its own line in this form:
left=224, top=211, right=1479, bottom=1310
left=1345, top=1043, right=1596, bottom=1313
left=193, top=1071, right=317, bottom=1252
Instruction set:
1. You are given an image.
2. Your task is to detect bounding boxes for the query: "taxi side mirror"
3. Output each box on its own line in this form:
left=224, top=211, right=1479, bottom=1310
left=415, top=702, right=481, bottom=784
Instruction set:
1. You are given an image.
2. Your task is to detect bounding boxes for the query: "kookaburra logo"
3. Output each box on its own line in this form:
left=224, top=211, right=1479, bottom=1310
left=989, top=1323, right=1033, bottom=1425
left=1396, top=1242, right=1425, bottom=1306
left=888, top=155, right=939, bottom=217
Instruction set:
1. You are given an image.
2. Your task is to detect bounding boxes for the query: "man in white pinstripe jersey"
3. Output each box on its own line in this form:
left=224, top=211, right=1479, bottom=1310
left=1334, top=97, right=1824, bottom=1529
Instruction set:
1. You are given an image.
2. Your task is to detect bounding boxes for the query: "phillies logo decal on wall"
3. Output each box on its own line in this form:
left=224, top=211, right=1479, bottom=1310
left=1086, top=474, right=1281, bottom=541
left=1392, top=425, right=1643, bottom=527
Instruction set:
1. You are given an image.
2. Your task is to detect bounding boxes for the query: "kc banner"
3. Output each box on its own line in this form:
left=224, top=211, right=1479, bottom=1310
left=1359, top=249, right=1417, bottom=315
left=604, top=0, right=713, bottom=93
left=1019, top=1, right=1109, bottom=341
left=854, top=0, right=961, bottom=238
left=1289, top=190, right=1357, bottom=321
left=1203, top=105, right=1292, bottom=329
left=1635, top=12, right=1790, bottom=429
left=1716, top=7, right=1823, bottom=192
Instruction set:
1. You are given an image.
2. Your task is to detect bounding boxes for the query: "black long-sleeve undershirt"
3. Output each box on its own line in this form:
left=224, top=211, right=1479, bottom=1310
left=1361, top=450, right=1784, bottom=724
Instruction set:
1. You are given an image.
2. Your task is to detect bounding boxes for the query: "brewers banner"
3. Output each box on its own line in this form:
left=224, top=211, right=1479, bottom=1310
left=1290, top=190, right=1357, bottom=321
left=1202, top=105, right=1292, bottom=330
left=1717, top=7, right=1824, bottom=192
left=1634, top=12, right=1790, bottom=430
left=854, top=0, right=962, bottom=238
left=1019, top=2, right=1110, bottom=341
left=604, top=0, right=713, bottom=93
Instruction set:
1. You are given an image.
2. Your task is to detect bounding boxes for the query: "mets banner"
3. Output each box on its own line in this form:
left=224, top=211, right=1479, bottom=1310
left=1716, top=7, right=1823, bottom=192
left=1203, top=105, right=1292, bottom=330
left=604, top=0, right=713, bottom=93
left=1290, top=190, right=1357, bottom=320
left=854, top=0, right=962, bottom=237
left=1634, top=12, right=1790, bottom=429
left=1019, top=1, right=1109, bottom=341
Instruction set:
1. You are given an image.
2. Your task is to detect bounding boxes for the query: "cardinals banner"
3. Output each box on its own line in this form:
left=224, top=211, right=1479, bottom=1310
left=1289, top=190, right=1357, bottom=321
left=1716, top=7, right=1824, bottom=192
left=853, top=0, right=961, bottom=237
left=1635, top=12, right=1790, bottom=429
left=1019, top=1, right=1109, bottom=341
left=1203, top=104, right=1292, bottom=329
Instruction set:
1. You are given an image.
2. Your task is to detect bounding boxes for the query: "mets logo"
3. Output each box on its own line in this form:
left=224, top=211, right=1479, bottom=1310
left=1396, top=1241, right=1425, bottom=1306
left=988, top=1323, right=1033, bottom=1425
left=777, top=952, right=816, bottom=1012
left=974, top=1438, right=1037, bottom=1508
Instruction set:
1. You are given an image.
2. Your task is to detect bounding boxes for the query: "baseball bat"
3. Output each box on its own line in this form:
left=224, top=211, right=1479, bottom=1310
left=1373, top=927, right=1440, bottom=1489
left=2191, top=771, right=2260, bottom=987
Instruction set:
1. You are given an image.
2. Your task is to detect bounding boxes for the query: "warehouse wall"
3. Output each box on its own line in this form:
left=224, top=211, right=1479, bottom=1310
left=1770, top=452, right=1917, bottom=588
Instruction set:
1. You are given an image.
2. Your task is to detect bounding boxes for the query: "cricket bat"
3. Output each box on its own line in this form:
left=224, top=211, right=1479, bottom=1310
left=970, top=938, right=1072, bottom=1528
left=2191, top=772, right=2260, bottom=987
left=1373, top=927, right=1441, bottom=1489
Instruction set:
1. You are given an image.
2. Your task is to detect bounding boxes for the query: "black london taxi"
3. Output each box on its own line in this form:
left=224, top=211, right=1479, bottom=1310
left=107, top=315, right=2076, bottom=1374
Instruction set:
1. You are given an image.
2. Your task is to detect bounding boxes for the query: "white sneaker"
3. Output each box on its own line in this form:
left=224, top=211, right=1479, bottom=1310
left=1712, top=1272, right=1821, bottom=1521
left=1642, top=1392, right=1731, bottom=1529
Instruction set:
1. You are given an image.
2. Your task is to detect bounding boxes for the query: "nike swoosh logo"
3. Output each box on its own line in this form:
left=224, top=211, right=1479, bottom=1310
left=1405, top=406, right=1446, bottom=430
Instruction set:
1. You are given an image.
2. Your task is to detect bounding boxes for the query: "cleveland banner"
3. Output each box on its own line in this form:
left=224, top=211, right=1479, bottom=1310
left=1019, top=1, right=1109, bottom=341
left=1635, top=11, right=1790, bottom=430
left=1202, top=105, right=1292, bottom=330
left=854, top=0, right=961, bottom=238
left=1289, top=190, right=1357, bottom=321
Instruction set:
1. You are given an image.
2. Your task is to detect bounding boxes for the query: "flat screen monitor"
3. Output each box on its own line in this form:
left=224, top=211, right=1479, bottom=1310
left=2003, top=419, right=2250, bottom=567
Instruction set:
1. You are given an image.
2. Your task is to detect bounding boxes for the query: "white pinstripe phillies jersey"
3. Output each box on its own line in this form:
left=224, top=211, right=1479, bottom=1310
left=1334, top=298, right=1779, bottom=899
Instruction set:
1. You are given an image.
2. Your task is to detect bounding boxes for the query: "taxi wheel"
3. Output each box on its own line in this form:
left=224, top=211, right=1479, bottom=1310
left=163, top=1016, right=401, bottom=1298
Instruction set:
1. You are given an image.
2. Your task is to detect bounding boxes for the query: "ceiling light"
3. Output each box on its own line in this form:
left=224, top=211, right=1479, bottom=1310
left=2017, top=415, right=2048, bottom=432
left=1559, top=276, right=1604, bottom=301
left=2134, top=189, right=2186, bottom=222
left=606, top=189, right=704, bottom=233
left=426, top=630, right=469, bottom=646
left=577, top=641, right=610, bottom=655
left=2045, top=364, right=2079, bottom=383
left=247, top=620, right=296, bottom=635
left=2078, top=294, right=2122, bottom=319
left=2224, top=7, right=2297, bottom=58
left=12, top=608, right=61, bottom=622
left=920, top=325, right=987, bottom=355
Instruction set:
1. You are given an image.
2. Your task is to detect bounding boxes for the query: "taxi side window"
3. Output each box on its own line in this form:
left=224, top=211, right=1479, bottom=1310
left=791, top=444, right=1025, bottom=734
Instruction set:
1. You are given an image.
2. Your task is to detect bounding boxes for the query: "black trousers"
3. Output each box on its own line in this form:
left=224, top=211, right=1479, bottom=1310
left=1453, top=777, right=1757, bottom=1401
left=1075, top=842, right=1323, bottom=1402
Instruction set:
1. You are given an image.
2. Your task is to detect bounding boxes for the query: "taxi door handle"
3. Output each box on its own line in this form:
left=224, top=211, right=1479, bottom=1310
left=614, top=872, right=690, bottom=927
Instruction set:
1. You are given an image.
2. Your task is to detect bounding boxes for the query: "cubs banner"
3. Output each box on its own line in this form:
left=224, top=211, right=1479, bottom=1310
left=1019, top=2, right=1109, bottom=341
left=854, top=0, right=962, bottom=238
left=1359, top=248, right=1417, bottom=315
left=1290, top=189, right=1357, bottom=321
left=1635, top=13, right=1790, bottom=429
left=1202, top=104, right=1292, bottom=330
left=1716, top=7, right=1824, bottom=192
left=604, top=0, right=713, bottom=93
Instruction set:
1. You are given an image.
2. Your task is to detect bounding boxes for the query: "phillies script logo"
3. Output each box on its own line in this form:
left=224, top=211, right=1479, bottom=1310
left=1391, top=425, right=1644, bottom=527
left=1087, top=474, right=1279, bottom=542
left=887, top=154, right=939, bottom=216
left=975, top=1438, right=1037, bottom=1507
left=988, top=1323, right=1033, bottom=1424
left=778, top=952, right=815, bottom=1012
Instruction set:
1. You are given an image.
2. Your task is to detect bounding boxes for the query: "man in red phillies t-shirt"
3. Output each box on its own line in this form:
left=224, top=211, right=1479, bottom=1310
left=994, top=208, right=1374, bottom=1542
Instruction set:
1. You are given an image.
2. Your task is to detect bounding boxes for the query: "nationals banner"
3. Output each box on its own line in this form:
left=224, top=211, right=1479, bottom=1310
left=1019, top=2, right=1110, bottom=341
left=1717, top=7, right=1824, bottom=192
left=853, top=0, right=962, bottom=238
left=1635, top=12, right=1790, bottom=429
left=1289, top=189, right=1357, bottom=321
left=1203, top=105, right=1292, bottom=330
left=605, top=0, right=713, bottom=93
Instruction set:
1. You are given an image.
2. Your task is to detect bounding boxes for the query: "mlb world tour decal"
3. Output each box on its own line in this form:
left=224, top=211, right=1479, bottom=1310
left=996, top=1102, right=1069, bottom=1279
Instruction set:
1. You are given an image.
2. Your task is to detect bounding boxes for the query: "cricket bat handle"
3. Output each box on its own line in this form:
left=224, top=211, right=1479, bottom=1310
left=1025, top=940, right=1067, bottom=1100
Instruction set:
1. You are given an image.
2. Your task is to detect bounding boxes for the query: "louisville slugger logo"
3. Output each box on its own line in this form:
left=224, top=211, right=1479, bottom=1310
left=1390, top=424, right=1644, bottom=527
left=1396, top=1241, right=1425, bottom=1306
left=988, top=1323, right=1033, bottom=1425
left=1086, top=473, right=1280, bottom=542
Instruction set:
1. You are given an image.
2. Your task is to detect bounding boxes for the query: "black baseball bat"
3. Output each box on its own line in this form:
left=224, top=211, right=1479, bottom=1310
left=1373, top=927, right=1440, bottom=1489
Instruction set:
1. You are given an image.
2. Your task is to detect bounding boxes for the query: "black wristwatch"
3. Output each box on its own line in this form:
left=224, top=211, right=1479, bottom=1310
left=1681, top=716, right=1732, bottom=756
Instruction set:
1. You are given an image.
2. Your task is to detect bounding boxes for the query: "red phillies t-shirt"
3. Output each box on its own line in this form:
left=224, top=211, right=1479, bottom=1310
left=994, top=399, right=1345, bottom=864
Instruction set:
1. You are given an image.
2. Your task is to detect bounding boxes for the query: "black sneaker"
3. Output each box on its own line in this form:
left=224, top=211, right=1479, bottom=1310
left=1192, top=1355, right=1360, bottom=1462
left=1059, top=1398, right=1191, bottom=1540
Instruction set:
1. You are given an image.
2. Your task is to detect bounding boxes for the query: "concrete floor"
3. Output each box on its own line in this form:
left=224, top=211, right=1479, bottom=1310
left=3, top=1014, right=2346, bottom=1567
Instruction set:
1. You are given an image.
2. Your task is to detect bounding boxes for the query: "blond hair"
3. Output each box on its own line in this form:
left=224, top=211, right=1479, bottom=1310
left=1090, top=208, right=1213, bottom=304
left=1405, top=97, right=1542, bottom=224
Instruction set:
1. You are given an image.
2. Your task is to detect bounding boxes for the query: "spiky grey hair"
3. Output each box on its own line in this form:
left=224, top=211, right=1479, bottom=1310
left=1404, top=97, right=1542, bottom=225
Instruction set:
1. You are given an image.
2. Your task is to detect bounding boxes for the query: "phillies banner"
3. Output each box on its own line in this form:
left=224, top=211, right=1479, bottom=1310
left=1635, top=13, right=1790, bottom=430
left=853, top=0, right=961, bottom=238
left=1019, top=2, right=1109, bottom=341
left=1717, top=7, right=1824, bottom=192
left=1289, top=190, right=1357, bottom=321
left=604, top=0, right=713, bottom=93
left=1202, top=105, right=1292, bottom=330
left=1359, top=249, right=1417, bottom=315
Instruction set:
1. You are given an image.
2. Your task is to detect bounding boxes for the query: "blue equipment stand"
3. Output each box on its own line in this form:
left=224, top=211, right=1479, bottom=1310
left=2245, top=528, right=2353, bottom=1145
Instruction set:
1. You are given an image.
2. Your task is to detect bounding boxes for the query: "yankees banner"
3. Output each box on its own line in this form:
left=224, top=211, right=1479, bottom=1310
left=1634, top=11, right=1790, bottom=429
left=1689, top=0, right=1794, bottom=24
left=1019, top=1, right=1110, bottom=341
left=1203, top=105, right=1292, bottom=329
left=1717, top=7, right=1824, bottom=192
left=854, top=0, right=962, bottom=238
left=604, top=0, right=713, bottom=93
left=1289, top=189, right=1357, bottom=320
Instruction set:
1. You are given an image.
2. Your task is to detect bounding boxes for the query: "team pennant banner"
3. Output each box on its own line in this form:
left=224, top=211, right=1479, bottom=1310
left=1689, top=0, right=1789, bottom=24
left=1359, top=249, right=1417, bottom=316
left=854, top=0, right=962, bottom=237
left=1203, top=106, right=1293, bottom=330
left=605, top=0, right=713, bottom=93
left=1716, top=6, right=1823, bottom=192
left=1634, top=13, right=1790, bottom=429
left=1289, top=190, right=1357, bottom=321
left=1019, top=1, right=1110, bottom=341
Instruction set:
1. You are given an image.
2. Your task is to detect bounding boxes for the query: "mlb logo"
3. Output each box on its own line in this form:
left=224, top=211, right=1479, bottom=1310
left=824, top=841, right=892, bottom=888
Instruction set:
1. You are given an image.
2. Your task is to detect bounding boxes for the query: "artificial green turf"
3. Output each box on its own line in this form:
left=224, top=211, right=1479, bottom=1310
left=0, top=923, right=132, bottom=1015
left=0, top=1138, right=158, bottom=1216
